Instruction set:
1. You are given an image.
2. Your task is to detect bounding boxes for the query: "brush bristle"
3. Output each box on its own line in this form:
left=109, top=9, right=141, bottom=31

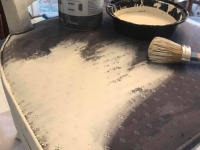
left=148, top=37, right=182, bottom=63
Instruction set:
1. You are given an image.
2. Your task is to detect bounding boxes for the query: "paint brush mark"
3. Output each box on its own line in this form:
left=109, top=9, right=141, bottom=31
left=108, top=74, right=129, bottom=85
left=4, top=38, right=174, bottom=150
left=81, top=38, right=139, bottom=63
left=131, top=87, right=144, bottom=93
left=21, top=40, right=34, bottom=48
left=111, top=54, right=126, bottom=62
left=81, top=40, right=117, bottom=61
left=63, top=40, right=77, bottom=48
left=106, top=66, right=122, bottom=73
left=2, top=19, right=118, bottom=66
left=85, top=55, right=105, bottom=61
left=3, top=22, right=81, bottom=65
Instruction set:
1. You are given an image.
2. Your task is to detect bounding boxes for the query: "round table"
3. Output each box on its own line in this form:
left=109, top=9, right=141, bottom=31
left=1, top=5, right=200, bottom=150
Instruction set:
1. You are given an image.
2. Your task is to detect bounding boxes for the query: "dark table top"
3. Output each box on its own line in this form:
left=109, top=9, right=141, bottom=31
left=1, top=5, right=200, bottom=150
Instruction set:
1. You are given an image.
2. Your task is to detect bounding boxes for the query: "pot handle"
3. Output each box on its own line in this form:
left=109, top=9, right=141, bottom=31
left=106, top=2, right=117, bottom=17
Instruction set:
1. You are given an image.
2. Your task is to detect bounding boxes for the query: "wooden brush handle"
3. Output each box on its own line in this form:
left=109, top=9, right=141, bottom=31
left=190, top=52, right=200, bottom=61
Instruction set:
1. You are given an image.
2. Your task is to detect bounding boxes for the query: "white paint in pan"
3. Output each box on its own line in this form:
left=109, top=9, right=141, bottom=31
left=114, top=6, right=177, bottom=25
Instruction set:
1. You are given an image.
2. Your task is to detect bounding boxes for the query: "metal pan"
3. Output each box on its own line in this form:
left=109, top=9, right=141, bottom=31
left=106, top=0, right=188, bottom=40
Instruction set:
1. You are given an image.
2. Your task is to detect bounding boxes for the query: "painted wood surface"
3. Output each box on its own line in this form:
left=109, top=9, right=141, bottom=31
left=1, top=2, right=200, bottom=150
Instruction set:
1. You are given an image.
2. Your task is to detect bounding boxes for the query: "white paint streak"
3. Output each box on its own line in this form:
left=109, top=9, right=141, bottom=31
left=4, top=39, right=173, bottom=150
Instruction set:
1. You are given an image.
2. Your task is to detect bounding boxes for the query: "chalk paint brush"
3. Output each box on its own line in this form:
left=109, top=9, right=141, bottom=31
left=148, top=37, right=200, bottom=63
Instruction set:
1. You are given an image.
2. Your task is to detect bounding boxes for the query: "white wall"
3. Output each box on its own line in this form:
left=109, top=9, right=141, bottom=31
left=28, top=0, right=40, bottom=17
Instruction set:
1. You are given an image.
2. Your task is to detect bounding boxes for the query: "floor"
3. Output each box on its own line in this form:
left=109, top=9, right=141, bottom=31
left=0, top=39, right=7, bottom=114
left=0, top=111, right=24, bottom=150
left=0, top=39, right=9, bottom=115
left=0, top=76, right=8, bottom=114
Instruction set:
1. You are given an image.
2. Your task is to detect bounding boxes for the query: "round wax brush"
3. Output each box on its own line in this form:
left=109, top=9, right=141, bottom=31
left=148, top=37, right=200, bottom=63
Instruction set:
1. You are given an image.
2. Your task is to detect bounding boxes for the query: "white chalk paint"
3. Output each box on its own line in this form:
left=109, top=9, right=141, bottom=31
left=4, top=38, right=173, bottom=150
left=114, top=6, right=176, bottom=25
